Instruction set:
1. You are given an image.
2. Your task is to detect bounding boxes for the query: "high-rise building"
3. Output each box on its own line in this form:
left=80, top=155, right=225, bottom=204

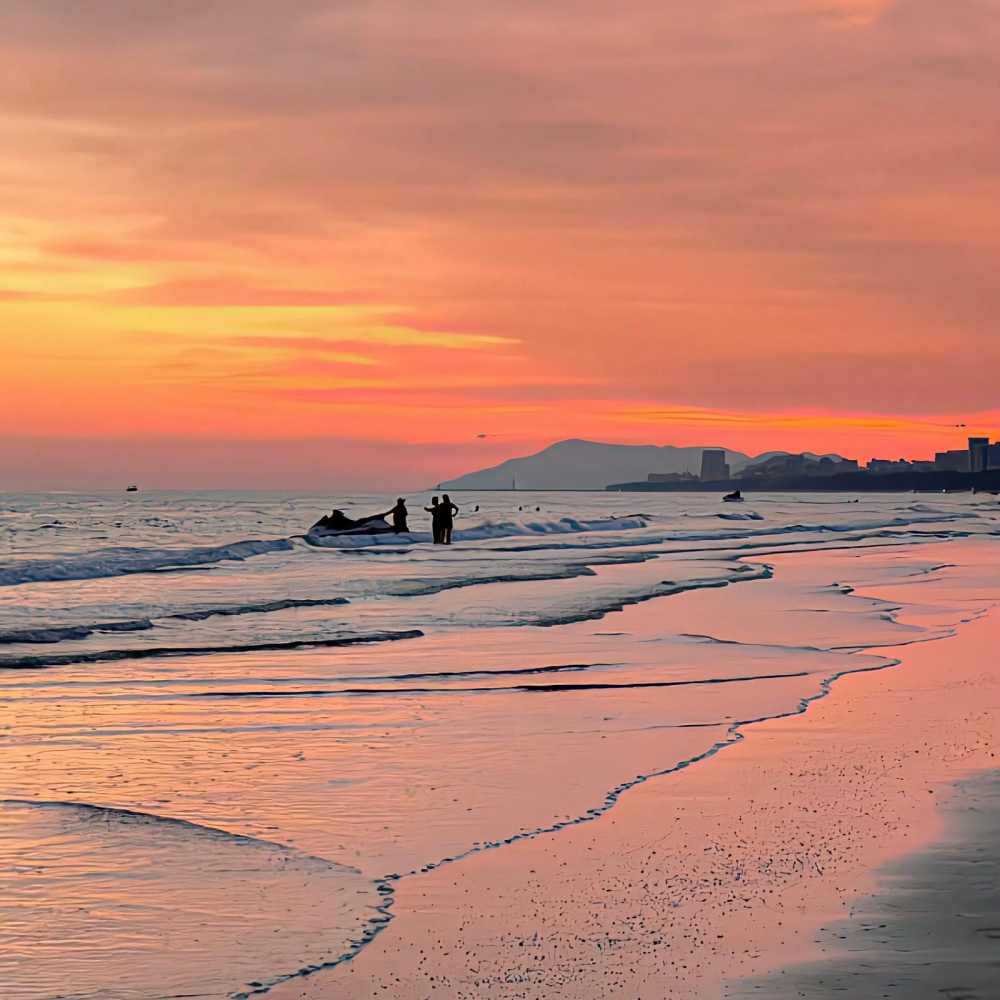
left=989, top=443, right=1000, bottom=471
left=968, top=437, right=990, bottom=474
left=935, top=450, right=971, bottom=473
left=700, top=449, right=730, bottom=482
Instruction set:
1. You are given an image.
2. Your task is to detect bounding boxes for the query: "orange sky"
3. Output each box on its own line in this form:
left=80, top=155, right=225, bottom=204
left=1, top=0, right=997, bottom=486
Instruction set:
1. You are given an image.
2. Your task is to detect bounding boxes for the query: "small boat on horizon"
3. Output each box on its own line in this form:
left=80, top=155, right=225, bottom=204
left=126, top=485, right=138, bottom=492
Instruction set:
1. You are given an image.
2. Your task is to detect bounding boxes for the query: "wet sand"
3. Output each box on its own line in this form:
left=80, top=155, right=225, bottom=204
left=731, top=768, right=1000, bottom=1000
left=272, top=551, right=999, bottom=1000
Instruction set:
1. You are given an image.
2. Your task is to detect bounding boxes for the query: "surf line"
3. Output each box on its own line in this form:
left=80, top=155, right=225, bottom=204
left=244, top=654, right=908, bottom=1000
left=258, top=553, right=989, bottom=996
left=379, top=556, right=987, bottom=895
left=0, top=630, right=424, bottom=670
left=0, top=797, right=397, bottom=1000
left=48, top=548, right=975, bottom=998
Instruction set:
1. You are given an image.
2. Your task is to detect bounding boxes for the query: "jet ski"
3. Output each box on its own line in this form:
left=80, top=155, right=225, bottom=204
left=722, top=490, right=744, bottom=502
left=308, top=509, right=395, bottom=536
left=309, top=518, right=394, bottom=537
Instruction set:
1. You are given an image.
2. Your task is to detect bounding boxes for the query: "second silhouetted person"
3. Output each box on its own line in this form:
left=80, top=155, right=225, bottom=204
left=438, top=494, right=459, bottom=544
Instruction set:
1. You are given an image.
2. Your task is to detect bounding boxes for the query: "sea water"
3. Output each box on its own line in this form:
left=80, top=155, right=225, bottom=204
left=1, top=489, right=997, bottom=998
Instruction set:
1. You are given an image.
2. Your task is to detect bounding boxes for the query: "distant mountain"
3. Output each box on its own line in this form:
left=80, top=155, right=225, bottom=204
left=438, top=439, right=760, bottom=491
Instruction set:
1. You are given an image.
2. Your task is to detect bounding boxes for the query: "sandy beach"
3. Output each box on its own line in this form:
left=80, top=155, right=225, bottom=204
left=273, top=546, right=999, bottom=1000
left=732, top=764, right=1000, bottom=999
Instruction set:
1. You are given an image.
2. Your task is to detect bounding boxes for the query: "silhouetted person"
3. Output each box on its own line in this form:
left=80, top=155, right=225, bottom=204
left=439, top=494, right=459, bottom=544
left=382, top=498, right=408, bottom=533
left=425, top=496, right=442, bottom=543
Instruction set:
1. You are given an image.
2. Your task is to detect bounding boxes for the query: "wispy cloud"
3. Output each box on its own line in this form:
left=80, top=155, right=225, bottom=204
left=109, top=277, right=373, bottom=307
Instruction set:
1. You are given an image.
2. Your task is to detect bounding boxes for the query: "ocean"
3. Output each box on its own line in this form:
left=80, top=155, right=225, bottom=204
left=1, top=489, right=997, bottom=999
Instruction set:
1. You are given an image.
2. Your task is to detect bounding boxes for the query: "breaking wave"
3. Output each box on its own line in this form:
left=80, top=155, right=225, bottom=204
left=303, top=515, right=648, bottom=548
left=519, top=562, right=772, bottom=627
left=0, top=518, right=650, bottom=586
left=0, top=511, right=981, bottom=588
left=0, top=598, right=353, bottom=645
left=0, top=538, right=295, bottom=587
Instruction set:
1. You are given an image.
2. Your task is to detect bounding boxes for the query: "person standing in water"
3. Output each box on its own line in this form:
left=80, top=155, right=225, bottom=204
left=383, top=498, right=408, bottom=533
left=439, top=494, right=459, bottom=544
left=424, top=496, right=442, bottom=543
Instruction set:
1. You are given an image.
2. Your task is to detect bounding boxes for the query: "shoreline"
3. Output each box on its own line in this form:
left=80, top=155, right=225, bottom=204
left=271, top=547, right=999, bottom=1000
left=604, top=471, right=1000, bottom=492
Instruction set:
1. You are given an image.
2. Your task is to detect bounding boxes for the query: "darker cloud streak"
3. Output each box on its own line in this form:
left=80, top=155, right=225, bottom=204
left=109, top=277, right=371, bottom=306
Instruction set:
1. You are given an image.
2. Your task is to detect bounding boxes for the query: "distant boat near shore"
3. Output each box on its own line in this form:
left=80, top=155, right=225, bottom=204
left=126, top=485, right=138, bottom=492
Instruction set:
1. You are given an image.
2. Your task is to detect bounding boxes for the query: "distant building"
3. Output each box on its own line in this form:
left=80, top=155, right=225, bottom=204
left=737, top=453, right=856, bottom=479
left=739, top=453, right=805, bottom=479
left=647, top=471, right=697, bottom=483
left=911, top=461, right=934, bottom=473
left=935, top=450, right=971, bottom=473
left=867, top=458, right=911, bottom=474
left=989, top=443, right=1000, bottom=471
left=700, top=449, right=730, bottom=482
left=968, top=437, right=990, bottom=474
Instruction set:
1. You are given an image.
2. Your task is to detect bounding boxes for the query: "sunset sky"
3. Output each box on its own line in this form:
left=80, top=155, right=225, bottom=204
left=2, top=0, right=997, bottom=488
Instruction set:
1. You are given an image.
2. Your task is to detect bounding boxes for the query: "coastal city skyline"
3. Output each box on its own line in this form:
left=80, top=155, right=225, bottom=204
left=609, top=435, right=1000, bottom=491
